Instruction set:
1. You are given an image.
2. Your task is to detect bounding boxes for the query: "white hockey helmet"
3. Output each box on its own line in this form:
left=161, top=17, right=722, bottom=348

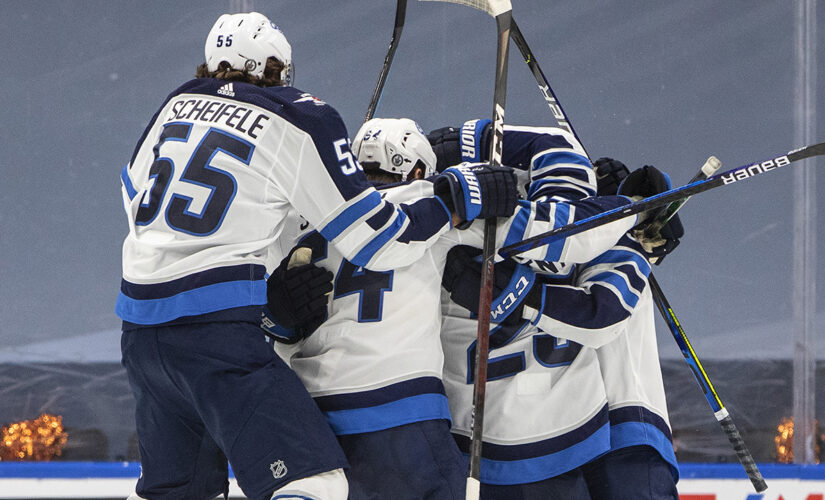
left=352, top=118, right=437, bottom=181
left=205, top=12, right=293, bottom=83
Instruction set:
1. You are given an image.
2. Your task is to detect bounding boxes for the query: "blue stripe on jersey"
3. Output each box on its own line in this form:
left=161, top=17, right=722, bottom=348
left=501, top=201, right=570, bottom=262
left=542, top=203, right=572, bottom=262
left=321, top=392, right=452, bottom=435
left=453, top=405, right=610, bottom=485
left=319, top=190, right=383, bottom=241
left=609, top=406, right=679, bottom=481
left=588, top=271, right=642, bottom=308
left=349, top=209, right=407, bottom=267
left=121, top=164, right=138, bottom=200
left=590, top=244, right=651, bottom=277
left=532, top=151, right=592, bottom=172
left=115, top=264, right=266, bottom=324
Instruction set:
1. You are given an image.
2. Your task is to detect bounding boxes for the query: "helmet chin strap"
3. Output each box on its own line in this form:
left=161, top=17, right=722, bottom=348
left=283, top=62, right=295, bottom=86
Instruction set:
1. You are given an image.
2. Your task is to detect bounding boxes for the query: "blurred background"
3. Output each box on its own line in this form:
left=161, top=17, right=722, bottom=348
left=0, top=0, right=822, bottom=468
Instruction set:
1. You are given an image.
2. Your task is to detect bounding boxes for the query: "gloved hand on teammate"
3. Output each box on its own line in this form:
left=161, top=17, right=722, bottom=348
left=615, top=164, right=684, bottom=264
left=441, top=245, right=539, bottom=325
left=433, top=163, right=519, bottom=229
left=262, top=246, right=332, bottom=344
left=593, top=157, right=631, bottom=197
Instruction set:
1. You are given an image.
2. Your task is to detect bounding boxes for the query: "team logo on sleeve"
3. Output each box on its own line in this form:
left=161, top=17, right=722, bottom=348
left=294, top=93, right=326, bottom=106
left=270, top=459, right=288, bottom=479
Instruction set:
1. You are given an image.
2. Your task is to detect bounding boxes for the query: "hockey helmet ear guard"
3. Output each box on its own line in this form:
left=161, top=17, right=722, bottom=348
left=205, top=12, right=293, bottom=83
left=351, top=118, right=437, bottom=180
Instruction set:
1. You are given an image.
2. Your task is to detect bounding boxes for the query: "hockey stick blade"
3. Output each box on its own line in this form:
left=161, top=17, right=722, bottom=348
left=499, top=142, right=825, bottom=259
left=365, top=0, right=407, bottom=122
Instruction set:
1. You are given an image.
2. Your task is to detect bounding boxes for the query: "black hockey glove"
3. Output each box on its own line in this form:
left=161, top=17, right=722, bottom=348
left=427, top=126, right=462, bottom=173
left=433, top=164, right=518, bottom=229
left=617, top=165, right=685, bottom=264
left=262, top=247, right=332, bottom=344
left=442, top=245, right=539, bottom=325
left=593, top=157, right=630, bottom=196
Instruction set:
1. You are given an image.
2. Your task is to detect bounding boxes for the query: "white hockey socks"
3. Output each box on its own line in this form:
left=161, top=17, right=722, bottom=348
left=270, top=468, right=348, bottom=500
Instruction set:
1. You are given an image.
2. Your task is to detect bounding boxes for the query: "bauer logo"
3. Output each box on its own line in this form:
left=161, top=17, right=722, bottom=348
left=720, top=156, right=790, bottom=185
left=269, top=459, right=287, bottom=479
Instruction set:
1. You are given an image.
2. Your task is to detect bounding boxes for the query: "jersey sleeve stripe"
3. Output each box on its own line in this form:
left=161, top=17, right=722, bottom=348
left=586, top=272, right=641, bottom=309
left=350, top=209, right=408, bottom=267
left=318, top=190, right=383, bottom=241
left=121, top=164, right=138, bottom=200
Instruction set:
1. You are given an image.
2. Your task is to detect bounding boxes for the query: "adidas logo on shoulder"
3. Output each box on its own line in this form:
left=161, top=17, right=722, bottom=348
left=217, top=82, right=235, bottom=97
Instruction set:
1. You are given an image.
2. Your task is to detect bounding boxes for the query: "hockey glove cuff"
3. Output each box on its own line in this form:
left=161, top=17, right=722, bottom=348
left=434, top=163, right=518, bottom=229
left=263, top=247, right=332, bottom=343
left=442, top=245, right=535, bottom=324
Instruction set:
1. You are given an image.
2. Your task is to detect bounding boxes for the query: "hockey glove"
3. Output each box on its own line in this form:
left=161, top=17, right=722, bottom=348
left=442, top=245, right=537, bottom=325
left=593, top=157, right=630, bottom=196
left=617, top=165, right=685, bottom=263
left=427, top=126, right=462, bottom=173
left=262, top=247, right=332, bottom=344
left=433, top=163, right=518, bottom=229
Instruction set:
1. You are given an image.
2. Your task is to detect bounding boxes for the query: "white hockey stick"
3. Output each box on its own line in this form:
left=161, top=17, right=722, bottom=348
left=419, top=1, right=511, bottom=498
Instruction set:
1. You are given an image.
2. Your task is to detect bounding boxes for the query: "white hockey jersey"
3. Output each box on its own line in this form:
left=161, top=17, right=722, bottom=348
left=594, top=285, right=679, bottom=480
left=439, top=121, right=645, bottom=485
left=117, top=79, right=454, bottom=326
left=274, top=174, right=636, bottom=437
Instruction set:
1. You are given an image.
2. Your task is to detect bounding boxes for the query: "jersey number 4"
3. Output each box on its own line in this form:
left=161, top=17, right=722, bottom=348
left=299, top=232, right=393, bottom=323
left=136, top=122, right=254, bottom=236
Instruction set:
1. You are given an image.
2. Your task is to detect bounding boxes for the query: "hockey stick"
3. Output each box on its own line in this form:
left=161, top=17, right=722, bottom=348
left=646, top=160, right=768, bottom=492
left=507, top=15, right=766, bottom=488
left=650, top=275, right=768, bottom=491
left=499, top=142, right=825, bottom=259
left=419, top=1, right=511, bottom=497
left=505, top=25, right=767, bottom=485
left=508, top=18, right=590, bottom=159
left=365, top=0, right=407, bottom=122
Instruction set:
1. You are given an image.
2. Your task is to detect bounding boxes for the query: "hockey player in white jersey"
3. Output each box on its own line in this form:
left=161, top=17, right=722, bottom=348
left=265, top=118, right=642, bottom=499
left=442, top=155, right=683, bottom=499
left=578, top=158, right=682, bottom=500
left=116, top=12, right=521, bottom=500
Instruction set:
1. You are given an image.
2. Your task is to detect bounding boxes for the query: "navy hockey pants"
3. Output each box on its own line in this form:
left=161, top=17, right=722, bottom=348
left=581, top=445, right=678, bottom=500
left=121, top=321, right=348, bottom=500
left=337, top=419, right=467, bottom=500
left=479, top=467, right=592, bottom=500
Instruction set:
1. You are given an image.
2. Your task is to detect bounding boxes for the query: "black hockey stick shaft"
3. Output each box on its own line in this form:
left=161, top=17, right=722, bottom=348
left=469, top=8, right=512, bottom=495
left=650, top=275, right=767, bottom=492
left=499, top=142, right=825, bottom=259
left=508, top=18, right=590, bottom=159
left=646, top=162, right=766, bottom=492
left=365, top=0, right=407, bottom=122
